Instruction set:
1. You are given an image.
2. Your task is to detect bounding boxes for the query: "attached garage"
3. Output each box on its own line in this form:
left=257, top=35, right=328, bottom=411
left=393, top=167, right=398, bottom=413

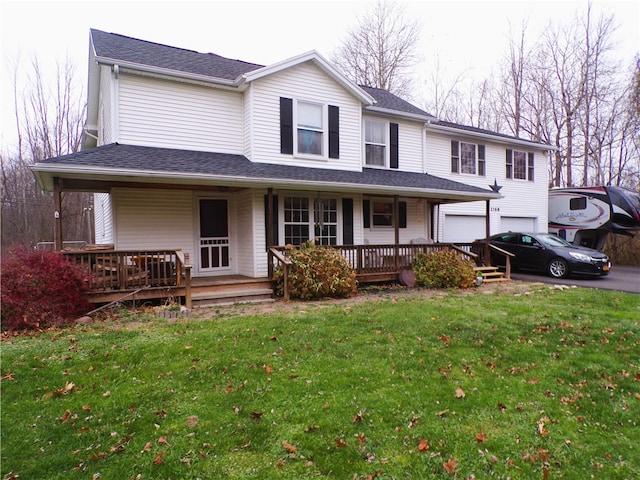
left=500, top=216, right=536, bottom=233
left=443, top=215, right=485, bottom=242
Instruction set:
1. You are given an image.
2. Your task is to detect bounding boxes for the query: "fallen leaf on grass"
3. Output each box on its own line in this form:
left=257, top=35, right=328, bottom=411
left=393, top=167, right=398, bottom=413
left=418, top=438, right=429, bottom=451
left=282, top=441, right=297, bottom=453
left=187, top=415, right=199, bottom=427
left=475, top=432, right=487, bottom=443
left=443, top=457, right=458, bottom=473
left=264, top=365, right=273, bottom=375
left=60, top=409, right=72, bottom=423
left=537, top=418, right=549, bottom=436
left=455, top=387, right=466, bottom=399
left=142, top=442, right=153, bottom=452
left=152, top=451, right=165, bottom=465
left=334, top=438, right=347, bottom=447
left=353, top=411, right=364, bottom=423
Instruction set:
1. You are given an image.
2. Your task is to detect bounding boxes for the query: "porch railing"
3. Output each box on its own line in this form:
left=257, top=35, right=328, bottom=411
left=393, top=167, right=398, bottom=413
left=269, top=242, right=481, bottom=278
left=64, top=249, right=190, bottom=295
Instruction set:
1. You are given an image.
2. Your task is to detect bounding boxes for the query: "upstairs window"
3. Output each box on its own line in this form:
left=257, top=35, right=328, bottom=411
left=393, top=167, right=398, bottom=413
left=364, top=120, right=399, bottom=168
left=506, top=149, right=534, bottom=181
left=280, top=98, right=340, bottom=159
left=297, top=101, right=323, bottom=155
left=365, top=120, right=386, bottom=166
left=451, top=140, right=485, bottom=176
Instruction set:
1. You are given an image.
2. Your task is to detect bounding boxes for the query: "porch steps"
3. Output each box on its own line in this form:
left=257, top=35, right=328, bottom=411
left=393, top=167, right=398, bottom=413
left=190, top=277, right=275, bottom=307
left=474, top=266, right=509, bottom=283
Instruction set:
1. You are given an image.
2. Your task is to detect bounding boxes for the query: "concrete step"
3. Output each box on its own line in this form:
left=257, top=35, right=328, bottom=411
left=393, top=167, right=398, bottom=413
left=192, top=287, right=274, bottom=307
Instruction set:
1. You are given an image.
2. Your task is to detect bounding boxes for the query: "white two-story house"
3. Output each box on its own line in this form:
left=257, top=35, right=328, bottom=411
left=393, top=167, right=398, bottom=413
left=32, top=29, right=550, bottom=301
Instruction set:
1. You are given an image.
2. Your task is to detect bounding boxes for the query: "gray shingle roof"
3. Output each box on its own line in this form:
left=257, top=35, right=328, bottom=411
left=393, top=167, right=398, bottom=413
left=360, top=86, right=434, bottom=118
left=37, top=143, right=495, bottom=197
left=91, top=29, right=264, bottom=81
left=434, top=120, right=545, bottom=145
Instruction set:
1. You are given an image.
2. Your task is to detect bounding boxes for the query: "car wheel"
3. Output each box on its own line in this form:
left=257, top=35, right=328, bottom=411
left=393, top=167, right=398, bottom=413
left=548, top=258, right=568, bottom=279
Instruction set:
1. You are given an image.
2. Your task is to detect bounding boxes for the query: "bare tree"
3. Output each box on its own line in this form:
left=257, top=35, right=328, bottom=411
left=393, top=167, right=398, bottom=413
left=332, top=0, right=421, bottom=98
left=1, top=55, right=89, bottom=253
left=422, top=53, right=468, bottom=119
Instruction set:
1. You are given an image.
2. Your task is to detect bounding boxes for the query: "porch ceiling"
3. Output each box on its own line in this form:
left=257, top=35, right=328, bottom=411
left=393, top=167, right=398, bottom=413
left=32, top=143, right=502, bottom=203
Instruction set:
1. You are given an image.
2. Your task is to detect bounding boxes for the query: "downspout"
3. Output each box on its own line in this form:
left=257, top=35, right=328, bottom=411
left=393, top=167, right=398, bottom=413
left=53, top=177, right=63, bottom=251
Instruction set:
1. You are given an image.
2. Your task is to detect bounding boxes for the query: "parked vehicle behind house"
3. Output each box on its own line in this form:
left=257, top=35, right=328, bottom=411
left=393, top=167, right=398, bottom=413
left=477, top=232, right=611, bottom=279
left=548, top=186, right=640, bottom=250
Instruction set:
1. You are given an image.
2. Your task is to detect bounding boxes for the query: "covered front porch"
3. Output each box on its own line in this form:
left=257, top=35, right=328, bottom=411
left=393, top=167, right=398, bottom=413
left=32, top=143, right=509, bottom=308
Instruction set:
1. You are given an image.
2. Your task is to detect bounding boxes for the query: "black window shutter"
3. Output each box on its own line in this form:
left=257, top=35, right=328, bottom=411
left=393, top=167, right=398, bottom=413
left=390, top=123, right=399, bottom=169
left=328, top=105, right=340, bottom=159
left=363, top=199, right=370, bottom=228
left=280, top=98, right=293, bottom=154
left=264, top=195, right=279, bottom=246
left=342, top=198, right=353, bottom=244
left=478, top=144, right=486, bottom=176
left=506, top=149, right=513, bottom=179
left=399, top=201, right=407, bottom=228
left=451, top=140, right=459, bottom=173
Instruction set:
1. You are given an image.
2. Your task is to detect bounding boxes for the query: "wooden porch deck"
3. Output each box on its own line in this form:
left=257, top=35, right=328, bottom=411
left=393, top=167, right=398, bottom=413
left=65, top=242, right=509, bottom=307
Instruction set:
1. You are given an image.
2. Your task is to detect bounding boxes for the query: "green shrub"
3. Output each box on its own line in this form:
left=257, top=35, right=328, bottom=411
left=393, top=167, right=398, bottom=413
left=1, top=247, right=93, bottom=331
left=274, top=241, right=357, bottom=300
left=412, top=249, right=476, bottom=289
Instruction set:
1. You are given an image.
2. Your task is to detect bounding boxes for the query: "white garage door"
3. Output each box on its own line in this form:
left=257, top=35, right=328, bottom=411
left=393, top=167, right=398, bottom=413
left=501, top=216, right=536, bottom=233
left=443, top=215, right=486, bottom=242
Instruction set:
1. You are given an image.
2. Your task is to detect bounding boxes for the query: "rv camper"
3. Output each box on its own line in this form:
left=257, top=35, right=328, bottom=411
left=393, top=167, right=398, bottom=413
left=548, top=186, right=640, bottom=250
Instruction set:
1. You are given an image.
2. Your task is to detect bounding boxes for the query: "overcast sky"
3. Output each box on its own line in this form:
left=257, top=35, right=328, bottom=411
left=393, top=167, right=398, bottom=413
left=1, top=0, right=638, bottom=150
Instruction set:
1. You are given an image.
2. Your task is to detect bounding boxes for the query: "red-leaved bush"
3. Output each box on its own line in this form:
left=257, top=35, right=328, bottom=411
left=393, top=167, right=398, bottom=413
left=1, top=248, right=93, bottom=331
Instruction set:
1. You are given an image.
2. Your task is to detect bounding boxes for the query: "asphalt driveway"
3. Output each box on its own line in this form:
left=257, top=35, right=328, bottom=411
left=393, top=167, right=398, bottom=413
left=510, top=265, right=640, bottom=294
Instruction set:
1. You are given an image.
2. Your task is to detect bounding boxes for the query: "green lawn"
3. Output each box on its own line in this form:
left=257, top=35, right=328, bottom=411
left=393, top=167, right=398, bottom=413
left=2, top=284, right=639, bottom=479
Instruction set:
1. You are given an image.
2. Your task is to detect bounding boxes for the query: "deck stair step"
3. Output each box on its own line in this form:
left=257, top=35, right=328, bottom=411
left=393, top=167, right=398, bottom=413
left=474, top=266, right=509, bottom=283
left=192, top=287, right=275, bottom=307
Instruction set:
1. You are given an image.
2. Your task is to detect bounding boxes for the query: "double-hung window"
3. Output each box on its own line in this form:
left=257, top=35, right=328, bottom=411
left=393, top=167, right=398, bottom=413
left=506, top=149, right=534, bottom=181
left=297, top=101, right=323, bottom=156
left=364, top=119, right=399, bottom=168
left=451, top=140, right=485, bottom=176
left=280, top=98, right=340, bottom=159
left=365, top=120, right=387, bottom=166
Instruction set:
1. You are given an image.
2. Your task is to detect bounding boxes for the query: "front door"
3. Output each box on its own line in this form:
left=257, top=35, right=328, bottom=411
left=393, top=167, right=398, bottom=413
left=199, top=198, right=230, bottom=273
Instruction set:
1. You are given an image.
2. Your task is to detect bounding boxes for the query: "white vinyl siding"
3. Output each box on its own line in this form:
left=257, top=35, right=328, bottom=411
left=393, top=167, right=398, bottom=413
left=93, top=192, right=113, bottom=244
left=235, top=189, right=257, bottom=277
left=398, top=120, right=423, bottom=172
left=98, top=66, right=115, bottom=144
left=426, top=129, right=548, bottom=241
left=250, top=63, right=362, bottom=171
left=363, top=198, right=430, bottom=244
left=362, top=115, right=423, bottom=172
left=118, top=75, right=243, bottom=153
left=112, top=188, right=195, bottom=263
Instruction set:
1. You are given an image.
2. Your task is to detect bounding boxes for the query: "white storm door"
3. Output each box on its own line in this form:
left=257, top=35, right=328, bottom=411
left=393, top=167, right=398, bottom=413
left=199, top=199, right=230, bottom=273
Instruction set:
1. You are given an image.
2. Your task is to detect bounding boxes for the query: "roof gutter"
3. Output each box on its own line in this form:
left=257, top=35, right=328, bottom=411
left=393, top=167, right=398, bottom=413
left=94, top=55, right=239, bottom=88
left=365, top=106, right=437, bottom=123
left=427, top=123, right=555, bottom=150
